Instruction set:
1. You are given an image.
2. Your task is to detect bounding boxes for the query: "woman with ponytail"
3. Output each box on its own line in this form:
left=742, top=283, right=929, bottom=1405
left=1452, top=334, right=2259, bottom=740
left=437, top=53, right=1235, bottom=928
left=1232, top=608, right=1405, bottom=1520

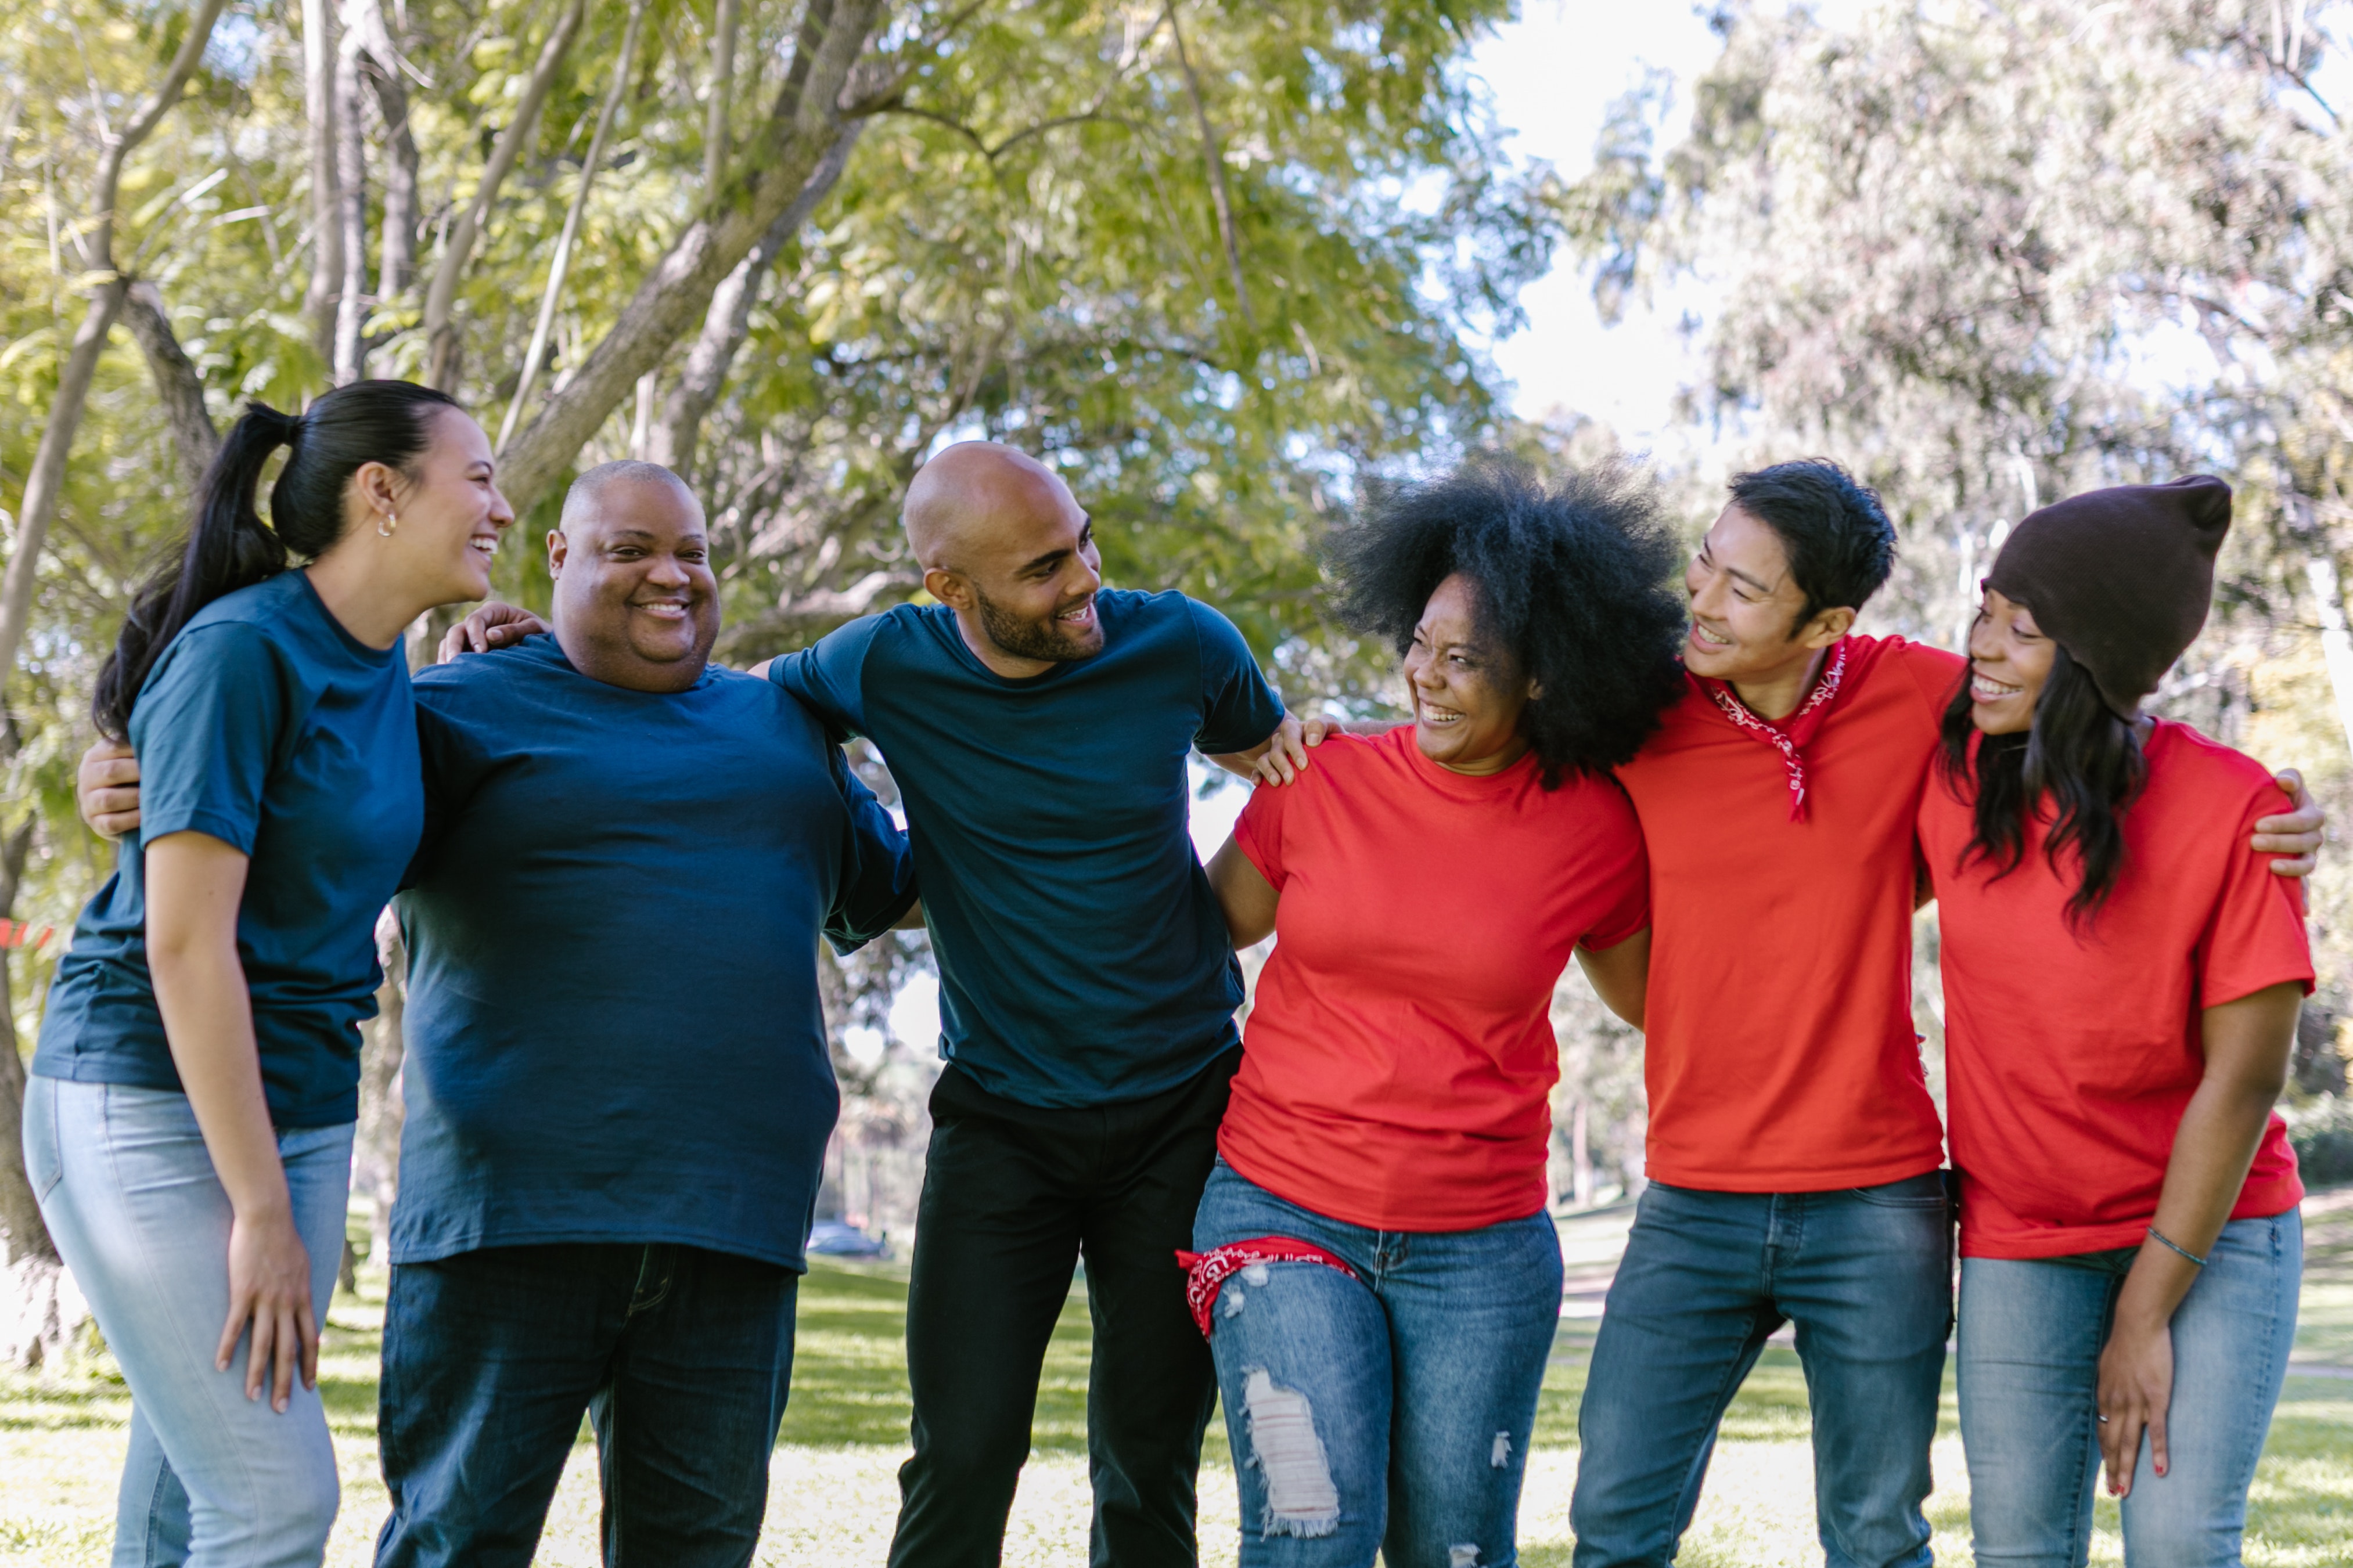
left=25, top=380, right=512, bottom=1565
left=1925, top=477, right=2309, bottom=1564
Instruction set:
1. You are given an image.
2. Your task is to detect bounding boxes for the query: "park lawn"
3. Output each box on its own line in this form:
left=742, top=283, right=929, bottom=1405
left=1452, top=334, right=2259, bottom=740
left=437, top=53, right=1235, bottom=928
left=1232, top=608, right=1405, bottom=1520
left=4, top=1198, right=2352, bottom=1566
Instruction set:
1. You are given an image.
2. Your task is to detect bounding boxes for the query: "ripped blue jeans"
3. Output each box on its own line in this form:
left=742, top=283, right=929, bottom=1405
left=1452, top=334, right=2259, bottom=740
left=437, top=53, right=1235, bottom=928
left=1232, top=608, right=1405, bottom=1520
left=1192, top=1160, right=1563, bottom=1568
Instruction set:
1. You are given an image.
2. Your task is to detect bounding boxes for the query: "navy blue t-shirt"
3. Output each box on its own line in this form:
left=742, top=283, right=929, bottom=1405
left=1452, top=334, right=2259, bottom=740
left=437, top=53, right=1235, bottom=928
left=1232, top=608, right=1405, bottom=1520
left=772, top=589, right=1283, bottom=1108
left=390, top=635, right=914, bottom=1272
left=35, top=571, right=423, bottom=1127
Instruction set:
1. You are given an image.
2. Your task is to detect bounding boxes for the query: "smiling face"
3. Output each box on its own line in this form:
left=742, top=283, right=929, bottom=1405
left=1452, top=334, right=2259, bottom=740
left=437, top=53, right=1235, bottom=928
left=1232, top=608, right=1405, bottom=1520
left=908, top=443, right=1104, bottom=676
left=548, top=473, right=718, bottom=693
left=358, top=407, right=515, bottom=603
left=1404, top=572, right=1535, bottom=776
left=1965, top=585, right=2056, bottom=736
left=1682, top=502, right=1847, bottom=682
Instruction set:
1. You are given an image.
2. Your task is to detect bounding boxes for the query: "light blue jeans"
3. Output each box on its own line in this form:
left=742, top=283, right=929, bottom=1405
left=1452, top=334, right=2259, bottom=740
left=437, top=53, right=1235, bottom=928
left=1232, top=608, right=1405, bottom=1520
left=24, top=1076, right=353, bottom=1567
left=1958, top=1210, right=2301, bottom=1568
left=1192, top=1160, right=1564, bottom=1568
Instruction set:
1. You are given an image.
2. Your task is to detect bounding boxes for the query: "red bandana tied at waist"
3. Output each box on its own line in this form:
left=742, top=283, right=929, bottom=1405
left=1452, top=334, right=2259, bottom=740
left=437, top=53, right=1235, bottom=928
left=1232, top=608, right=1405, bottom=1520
left=1174, top=1238, right=1361, bottom=1338
left=1693, top=636, right=1876, bottom=822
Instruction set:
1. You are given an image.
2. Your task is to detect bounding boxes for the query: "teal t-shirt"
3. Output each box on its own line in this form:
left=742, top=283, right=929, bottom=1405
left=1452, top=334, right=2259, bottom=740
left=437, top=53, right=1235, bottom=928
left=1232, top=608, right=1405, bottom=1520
left=771, top=588, right=1283, bottom=1108
left=388, top=636, right=916, bottom=1271
left=35, top=570, right=423, bottom=1127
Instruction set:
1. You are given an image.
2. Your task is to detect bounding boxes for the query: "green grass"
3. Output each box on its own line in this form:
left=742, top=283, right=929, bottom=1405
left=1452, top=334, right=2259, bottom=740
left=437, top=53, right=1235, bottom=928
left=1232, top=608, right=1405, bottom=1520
left=6, top=1198, right=2353, bottom=1565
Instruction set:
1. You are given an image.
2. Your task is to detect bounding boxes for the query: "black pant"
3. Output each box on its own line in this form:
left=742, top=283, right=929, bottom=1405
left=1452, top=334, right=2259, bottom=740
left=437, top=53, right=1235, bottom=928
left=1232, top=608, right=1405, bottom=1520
left=375, top=1242, right=799, bottom=1568
left=888, top=1048, right=1242, bottom=1568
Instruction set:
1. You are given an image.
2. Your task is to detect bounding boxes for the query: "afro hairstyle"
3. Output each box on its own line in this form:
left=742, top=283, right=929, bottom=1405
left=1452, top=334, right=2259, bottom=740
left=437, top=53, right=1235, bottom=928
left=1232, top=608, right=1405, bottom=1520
left=1327, top=455, right=1688, bottom=785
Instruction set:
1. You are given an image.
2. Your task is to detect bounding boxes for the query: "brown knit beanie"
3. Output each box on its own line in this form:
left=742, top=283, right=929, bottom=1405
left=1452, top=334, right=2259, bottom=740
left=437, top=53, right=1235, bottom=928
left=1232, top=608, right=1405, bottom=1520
left=1983, top=475, right=2231, bottom=717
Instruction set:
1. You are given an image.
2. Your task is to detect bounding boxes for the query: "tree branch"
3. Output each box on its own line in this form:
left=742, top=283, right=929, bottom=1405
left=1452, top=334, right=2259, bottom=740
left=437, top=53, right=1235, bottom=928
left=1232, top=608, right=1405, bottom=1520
left=0, top=0, right=227, bottom=682
left=650, top=120, right=861, bottom=480
left=704, top=0, right=742, bottom=197
left=498, top=0, right=647, bottom=453
left=122, top=280, right=220, bottom=491
left=496, top=0, right=887, bottom=516
left=1164, top=0, right=1253, bottom=330
left=421, top=0, right=589, bottom=388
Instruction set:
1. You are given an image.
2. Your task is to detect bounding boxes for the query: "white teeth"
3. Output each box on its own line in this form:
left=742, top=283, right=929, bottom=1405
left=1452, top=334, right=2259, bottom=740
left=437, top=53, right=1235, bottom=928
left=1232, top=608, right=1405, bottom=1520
left=1971, top=675, right=2022, bottom=700
left=1691, top=623, right=1731, bottom=646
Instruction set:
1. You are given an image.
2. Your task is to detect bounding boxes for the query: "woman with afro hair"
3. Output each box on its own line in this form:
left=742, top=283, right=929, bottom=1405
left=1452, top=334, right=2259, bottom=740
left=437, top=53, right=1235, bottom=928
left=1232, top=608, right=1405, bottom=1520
left=1181, top=456, right=1685, bottom=1566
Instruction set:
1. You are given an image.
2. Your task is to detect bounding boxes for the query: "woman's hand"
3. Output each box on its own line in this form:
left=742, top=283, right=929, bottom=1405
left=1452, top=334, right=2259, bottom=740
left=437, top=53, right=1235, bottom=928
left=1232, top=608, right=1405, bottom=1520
left=436, top=600, right=549, bottom=661
left=221, top=1202, right=319, bottom=1411
left=2096, top=1306, right=2175, bottom=1495
left=78, top=738, right=142, bottom=839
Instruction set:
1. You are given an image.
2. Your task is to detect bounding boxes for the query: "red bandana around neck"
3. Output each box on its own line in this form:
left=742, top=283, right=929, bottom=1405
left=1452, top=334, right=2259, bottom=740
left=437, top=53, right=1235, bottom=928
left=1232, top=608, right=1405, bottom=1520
left=1693, top=637, right=1879, bottom=821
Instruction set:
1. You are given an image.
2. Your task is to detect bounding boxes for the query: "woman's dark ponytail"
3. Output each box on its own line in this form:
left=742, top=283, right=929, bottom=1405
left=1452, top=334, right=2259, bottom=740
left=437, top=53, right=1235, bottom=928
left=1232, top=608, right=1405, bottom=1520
left=1937, top=643, right=2148, bottom=926
left=93, top=379, right=461, bottom=737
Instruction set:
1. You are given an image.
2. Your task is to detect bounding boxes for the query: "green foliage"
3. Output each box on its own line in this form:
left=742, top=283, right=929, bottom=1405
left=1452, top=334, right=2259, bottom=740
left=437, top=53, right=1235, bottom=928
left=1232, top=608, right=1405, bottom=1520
left=0, top=0, right=1544, bottom=1026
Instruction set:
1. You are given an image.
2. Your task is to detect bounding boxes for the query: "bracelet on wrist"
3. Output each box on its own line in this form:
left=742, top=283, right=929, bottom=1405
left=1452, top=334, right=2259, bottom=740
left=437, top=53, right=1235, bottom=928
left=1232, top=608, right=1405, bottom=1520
left=2146, top=1225, right=2208, bottom=1268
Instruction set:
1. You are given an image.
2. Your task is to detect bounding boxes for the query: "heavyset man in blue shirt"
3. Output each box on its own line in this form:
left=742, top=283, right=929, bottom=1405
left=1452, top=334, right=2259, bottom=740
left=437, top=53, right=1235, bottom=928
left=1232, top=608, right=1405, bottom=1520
left=749, top=442, right=1297, bottom=1568
left=368, top=462, right=914, bottom=1567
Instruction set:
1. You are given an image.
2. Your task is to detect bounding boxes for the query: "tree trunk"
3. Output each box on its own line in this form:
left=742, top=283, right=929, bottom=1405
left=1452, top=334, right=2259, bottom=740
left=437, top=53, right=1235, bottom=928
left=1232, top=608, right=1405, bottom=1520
left=648, top=122, right=860, bottom=482
left=353, top=0, right=418, bottom=315
left=351, top=912, right=407, bottom=1275
left=122, top=280, right=220, bottom=493
left=301, top=0, right=346, bottom=361
left=0, top=0, right=227, bottom=681
left=2304, top=550, right=2353, bottom=764
left=704, top=0, right=743, bottom=197
left=420, top=0, right=589, bottom=389
left=331, top=6, right=373, bottom=383
left=0, top=709, right=80, bottom=1369
left=497, top=0, right=890, bottom=517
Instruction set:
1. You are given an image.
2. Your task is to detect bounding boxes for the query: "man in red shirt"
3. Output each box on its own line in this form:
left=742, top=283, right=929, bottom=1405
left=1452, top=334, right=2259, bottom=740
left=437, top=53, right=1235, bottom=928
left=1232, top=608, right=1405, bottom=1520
left=1545, top=462, right=2324, bottom=1567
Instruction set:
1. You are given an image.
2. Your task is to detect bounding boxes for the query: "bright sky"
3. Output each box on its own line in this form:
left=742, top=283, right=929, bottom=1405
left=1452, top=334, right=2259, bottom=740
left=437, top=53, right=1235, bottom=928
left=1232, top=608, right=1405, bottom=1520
left=1468, top=0, right=1733, bottom=442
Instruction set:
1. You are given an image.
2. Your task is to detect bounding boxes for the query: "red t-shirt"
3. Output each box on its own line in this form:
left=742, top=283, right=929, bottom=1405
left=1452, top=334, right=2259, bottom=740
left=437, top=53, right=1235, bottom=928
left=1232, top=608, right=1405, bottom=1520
left=1920, top=720, right=2311, bottom=1259
left=1218, top=727, right=1650, bottom=1231
left=1614, top=636, right=1956, bottom=1191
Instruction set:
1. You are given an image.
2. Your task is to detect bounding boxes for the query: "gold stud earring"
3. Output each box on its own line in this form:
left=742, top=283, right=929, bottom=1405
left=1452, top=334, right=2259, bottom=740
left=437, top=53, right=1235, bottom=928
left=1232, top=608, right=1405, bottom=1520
left=379, top=510, right=398, bottom=538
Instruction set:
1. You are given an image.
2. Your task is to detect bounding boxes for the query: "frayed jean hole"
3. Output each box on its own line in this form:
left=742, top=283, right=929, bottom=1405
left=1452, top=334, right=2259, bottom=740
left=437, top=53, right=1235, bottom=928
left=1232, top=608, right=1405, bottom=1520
left=1241, top=1260, right=1271, bottom=1286
left=1449, top=1546, right=1480, bottom=1568
left=1222, top=1286, right=1246, bottom=1318
left=1240, top=1367, right=1341, bottom=1539
left=1490, top=1430, right=1510, bottom=1468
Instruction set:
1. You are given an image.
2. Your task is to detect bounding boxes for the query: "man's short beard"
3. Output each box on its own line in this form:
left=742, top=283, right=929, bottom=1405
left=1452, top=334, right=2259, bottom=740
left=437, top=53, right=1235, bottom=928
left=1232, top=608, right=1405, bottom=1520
left=974, top=585, right=1103, bottom=663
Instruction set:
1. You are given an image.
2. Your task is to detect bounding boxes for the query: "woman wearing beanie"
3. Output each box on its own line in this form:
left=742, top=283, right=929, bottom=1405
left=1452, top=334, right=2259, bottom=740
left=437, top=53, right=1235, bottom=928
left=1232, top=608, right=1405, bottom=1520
left=25, top=382, right=512, bottom=1565
left=1925, top=474, right=2308, bottom=1563
left=1189, top=459, right=1682, bottom=1566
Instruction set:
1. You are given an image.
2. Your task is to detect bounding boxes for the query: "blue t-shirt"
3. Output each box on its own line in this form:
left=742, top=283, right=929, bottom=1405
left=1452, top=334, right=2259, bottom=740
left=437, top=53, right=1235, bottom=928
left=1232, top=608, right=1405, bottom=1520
left=389, top=635, right=914, bottom=1272
left=35, top=571, right=423, bottom=1127
left=771, top=588, right=1283, bottom=1108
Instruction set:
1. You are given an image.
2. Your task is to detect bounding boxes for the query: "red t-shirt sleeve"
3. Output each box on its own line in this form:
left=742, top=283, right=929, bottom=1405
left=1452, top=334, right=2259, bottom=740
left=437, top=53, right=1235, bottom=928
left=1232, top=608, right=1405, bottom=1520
left=1580, top=785, right=1652, bottom=950
left=1232, top=776, right=1292, bottom=889
left=2196, top=782, right=2315, bottom=1007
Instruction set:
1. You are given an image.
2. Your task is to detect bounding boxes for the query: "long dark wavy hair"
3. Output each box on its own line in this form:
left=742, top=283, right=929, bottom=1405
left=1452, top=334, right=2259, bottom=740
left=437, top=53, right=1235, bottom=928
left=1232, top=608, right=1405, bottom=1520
left=1326, top=455, right=1687, bottom=787
left=1936, top=641, right=2147, bottom=924
left=94, top=380, right=460, bottom=738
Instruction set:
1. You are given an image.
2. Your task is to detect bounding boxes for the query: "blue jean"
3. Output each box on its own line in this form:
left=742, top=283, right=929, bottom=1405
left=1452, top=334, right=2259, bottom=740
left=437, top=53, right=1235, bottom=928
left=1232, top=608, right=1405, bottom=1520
left=1958, top=1210, right=2301, bottom=1567
left=23, top=1076, right=352, bottom=1568
left=373, top=1241, right=800, bottom=1568
left=1192, top=1162, right=1564, bottom=1568
left=1570, top=1173, right=1953, bottom=1568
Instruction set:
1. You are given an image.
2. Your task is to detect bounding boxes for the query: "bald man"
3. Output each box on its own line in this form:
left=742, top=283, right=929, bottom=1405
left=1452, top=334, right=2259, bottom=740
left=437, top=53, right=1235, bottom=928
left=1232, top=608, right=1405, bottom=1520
left=82, top=463, right=916, bottom=1567
left=763, top=443, right=1298, bottom=1568
left=430, top=443, right=1300, bottom=1563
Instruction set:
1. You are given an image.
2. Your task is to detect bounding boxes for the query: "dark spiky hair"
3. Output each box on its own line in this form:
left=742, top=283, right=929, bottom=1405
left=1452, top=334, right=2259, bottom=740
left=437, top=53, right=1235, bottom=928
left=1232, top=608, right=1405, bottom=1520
left=1327, top=456, right=1688, bottom=786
